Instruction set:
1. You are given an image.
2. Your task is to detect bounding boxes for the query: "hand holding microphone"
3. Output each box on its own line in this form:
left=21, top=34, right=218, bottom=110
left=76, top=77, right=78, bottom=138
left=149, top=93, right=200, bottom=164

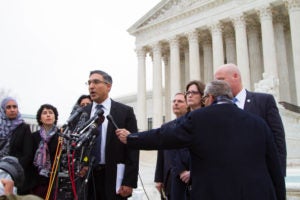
left=107, top=114, right=131, bottom=144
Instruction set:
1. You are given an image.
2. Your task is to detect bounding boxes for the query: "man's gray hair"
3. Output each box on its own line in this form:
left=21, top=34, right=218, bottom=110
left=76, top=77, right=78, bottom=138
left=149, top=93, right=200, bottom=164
left=204, top=80, right=233, bottom=99
left=90, top=70, right=113, bottom=84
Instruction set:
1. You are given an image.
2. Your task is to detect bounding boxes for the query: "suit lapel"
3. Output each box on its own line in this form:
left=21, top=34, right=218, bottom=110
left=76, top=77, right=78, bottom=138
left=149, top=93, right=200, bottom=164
left=105, top=100, right=116, bottom=146
left=244, top=90, right=254, bottom=111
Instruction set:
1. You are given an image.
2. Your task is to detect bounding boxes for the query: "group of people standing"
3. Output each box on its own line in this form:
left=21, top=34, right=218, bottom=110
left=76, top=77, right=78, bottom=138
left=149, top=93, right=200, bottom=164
left=116, top=63, right=286, bottom=200
left=0, top=63, right=287, bottom=200
left=0, top=69, right=139, bottom=200
left=0, top=94, right=92, bottom=198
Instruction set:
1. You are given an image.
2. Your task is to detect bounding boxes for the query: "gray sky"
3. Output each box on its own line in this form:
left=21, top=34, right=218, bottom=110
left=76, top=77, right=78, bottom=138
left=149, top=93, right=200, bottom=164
left=0, top=0, right=160, bottom=124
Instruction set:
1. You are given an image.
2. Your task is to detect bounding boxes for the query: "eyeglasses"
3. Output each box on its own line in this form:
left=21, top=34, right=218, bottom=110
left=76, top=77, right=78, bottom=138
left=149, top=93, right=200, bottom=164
left=86, top=79, right=108, bottom=86
left=185, top=90, right=200, bottom=96
left=5, top=105, right=18, bottom=109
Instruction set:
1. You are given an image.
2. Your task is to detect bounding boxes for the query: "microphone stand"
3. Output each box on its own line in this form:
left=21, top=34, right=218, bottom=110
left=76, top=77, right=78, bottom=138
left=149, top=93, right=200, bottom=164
left=79, top=134, right=98, bottom=200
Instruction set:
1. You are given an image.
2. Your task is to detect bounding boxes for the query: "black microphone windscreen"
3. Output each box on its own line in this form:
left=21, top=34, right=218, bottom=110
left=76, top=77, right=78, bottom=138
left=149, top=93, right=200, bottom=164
left=107, top=114, right=119, bottom=129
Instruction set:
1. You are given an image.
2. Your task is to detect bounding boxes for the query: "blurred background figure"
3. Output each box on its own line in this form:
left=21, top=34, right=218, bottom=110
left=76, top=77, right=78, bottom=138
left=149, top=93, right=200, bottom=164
left=76, top=95, right=92, bottom=107
left=0, top=156, right=24, bottom=195
left=0, top=97, right=34, bottom=195
left=31, top=104, right=59, bottom=199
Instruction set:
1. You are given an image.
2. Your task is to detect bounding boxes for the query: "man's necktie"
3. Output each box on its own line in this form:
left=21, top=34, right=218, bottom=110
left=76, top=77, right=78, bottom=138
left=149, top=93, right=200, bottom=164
left=232, top=97, right=238, bottom=104
left=94, top=104, right=103, bottom=163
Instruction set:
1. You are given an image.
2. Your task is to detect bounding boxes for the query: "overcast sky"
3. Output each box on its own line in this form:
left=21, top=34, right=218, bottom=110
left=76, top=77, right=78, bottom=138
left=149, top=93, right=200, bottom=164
left=0, top=0, right=160, bottom=124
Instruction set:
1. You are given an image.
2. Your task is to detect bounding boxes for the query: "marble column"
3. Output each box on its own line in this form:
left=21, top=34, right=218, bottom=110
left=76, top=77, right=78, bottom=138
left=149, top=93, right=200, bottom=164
left=202, top=35, right=213, bottom=83
left=224, top=29, right=236, bottom=64
left=180, top=53, right=186, bottom=90
left=256, top=5, right=279, bottom=99
left=152, top=42, right=163, bottom=128
left=232, top=15, right=251, bottom=90
left=274, top=15, right=291, bottom=102
left=285, top=0, right=300, bottom=105
left=285, top=27, right=297, bottom=104
left=184, top=47, right=190, bottom=84
left=187, top=30, right=201, bottom=80
left=169, top=36, right=181, bottom=120
left=210, top=22, right=224, bottom=72
left=163, top=54, right=171, bottom=122
left=247, top=22, right=263, bottom=90
left=136, top=47, right=147, bottom=131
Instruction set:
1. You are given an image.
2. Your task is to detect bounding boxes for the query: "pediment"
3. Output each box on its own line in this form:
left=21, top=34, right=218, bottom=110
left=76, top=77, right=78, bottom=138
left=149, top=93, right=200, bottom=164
left=128, top=0, right=225, bottom=34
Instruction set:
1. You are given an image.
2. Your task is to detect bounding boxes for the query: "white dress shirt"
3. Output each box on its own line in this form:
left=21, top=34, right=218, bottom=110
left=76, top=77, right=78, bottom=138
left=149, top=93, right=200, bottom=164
left=234, top=88, right=247, bottom=109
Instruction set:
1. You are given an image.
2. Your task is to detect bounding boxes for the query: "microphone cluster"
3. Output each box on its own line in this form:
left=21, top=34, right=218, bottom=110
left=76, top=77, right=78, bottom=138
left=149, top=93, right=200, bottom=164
left=59, top=107, right=104, bottom=149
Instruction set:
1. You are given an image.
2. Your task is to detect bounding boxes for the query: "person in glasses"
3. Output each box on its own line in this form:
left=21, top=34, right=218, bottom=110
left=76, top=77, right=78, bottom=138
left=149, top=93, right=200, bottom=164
left=75, top=70, right=139, bottom=200
left=116, top=80, right=286, bottom=200
left=185, top=80, right=206, bottom=111
left=168, top=80, right=206, bottom=199
left=0, top=97, right=34, bottom=195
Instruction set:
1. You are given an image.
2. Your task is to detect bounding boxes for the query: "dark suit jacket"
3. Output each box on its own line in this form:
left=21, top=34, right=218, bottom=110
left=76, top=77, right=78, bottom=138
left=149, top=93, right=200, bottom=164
left=154, top=149, right=174, bottom=196
left=128, top=104, right=286, bottom=200
left=82, top=99, right=139, bottom=199
left=155, top=133, right=190, bottom=200
left=9, top=123, right=34, bottom=194
left=244, top=90, right=286, bottom=176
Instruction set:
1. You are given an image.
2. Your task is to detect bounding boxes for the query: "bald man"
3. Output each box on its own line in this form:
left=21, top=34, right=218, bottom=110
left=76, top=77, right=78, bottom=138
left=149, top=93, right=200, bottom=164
left=214, top=63, right=286, bottom=176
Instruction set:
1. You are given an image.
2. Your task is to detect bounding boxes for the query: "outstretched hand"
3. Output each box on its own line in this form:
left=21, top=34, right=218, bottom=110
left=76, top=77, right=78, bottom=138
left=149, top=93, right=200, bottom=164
left=1, top=179, right=14, bottom=195
left=115, top=128, right=131, bottom=144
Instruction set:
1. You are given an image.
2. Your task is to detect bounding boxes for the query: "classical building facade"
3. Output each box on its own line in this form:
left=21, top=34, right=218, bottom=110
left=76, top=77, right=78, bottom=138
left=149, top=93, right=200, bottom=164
left=124, top=1, right=300, bottom=198
left=127, top=0, right=300, bottom=130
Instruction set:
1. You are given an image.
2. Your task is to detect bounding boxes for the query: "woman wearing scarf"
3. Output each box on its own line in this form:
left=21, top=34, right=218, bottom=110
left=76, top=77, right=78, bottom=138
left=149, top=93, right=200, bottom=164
left=31, top=104, right=59, bottom=199
left=0, top=97, right=34, bottom=195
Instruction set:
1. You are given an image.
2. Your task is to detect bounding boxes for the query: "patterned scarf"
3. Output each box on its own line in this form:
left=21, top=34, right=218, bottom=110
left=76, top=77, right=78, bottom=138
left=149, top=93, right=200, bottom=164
left=33, top=125, right=57, bottom=177
left=0, top=97, right=24, bottom=158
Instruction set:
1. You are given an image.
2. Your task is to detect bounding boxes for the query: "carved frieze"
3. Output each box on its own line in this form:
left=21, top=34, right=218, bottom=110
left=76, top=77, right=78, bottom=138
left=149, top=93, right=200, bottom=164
left=139, top=0, right=225, bottom=29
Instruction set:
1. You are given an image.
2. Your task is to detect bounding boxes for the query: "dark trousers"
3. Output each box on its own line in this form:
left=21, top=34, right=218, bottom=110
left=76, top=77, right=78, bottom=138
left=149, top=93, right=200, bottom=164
left=87, top=165, right=128, bottom=200
left=88, top=165, right=106, bottom=200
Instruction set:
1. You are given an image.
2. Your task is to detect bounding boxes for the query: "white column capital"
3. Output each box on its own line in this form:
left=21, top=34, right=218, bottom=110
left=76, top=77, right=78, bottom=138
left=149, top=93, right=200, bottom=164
left=231, top=14, right=246, bottom=29
left=285, top=0, right=300, bottom=11
left=135, top=47, right=146, bottom=58
left=257, top=5, right=273, bottom=21
left=151, top=42, right=162, bottom=54
left=168, top=36, right=180, bottom=49
left=209, top=22, right=223, bottom=35
left=186, top=30, right=199, bottom=43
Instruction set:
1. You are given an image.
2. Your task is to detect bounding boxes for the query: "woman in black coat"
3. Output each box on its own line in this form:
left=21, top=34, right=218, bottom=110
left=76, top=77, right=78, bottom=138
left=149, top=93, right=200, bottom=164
left=31, top=104, right=59, bottom=199
left=0, top=97, right=34, bottom=195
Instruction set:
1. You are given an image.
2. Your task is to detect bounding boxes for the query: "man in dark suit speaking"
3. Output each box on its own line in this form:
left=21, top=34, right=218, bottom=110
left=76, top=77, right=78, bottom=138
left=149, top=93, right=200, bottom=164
left=214, top=63, right=287, bottom=176
left=116, top=80, right=286, bottom=200
left=79, top=70, right=139, bottom=200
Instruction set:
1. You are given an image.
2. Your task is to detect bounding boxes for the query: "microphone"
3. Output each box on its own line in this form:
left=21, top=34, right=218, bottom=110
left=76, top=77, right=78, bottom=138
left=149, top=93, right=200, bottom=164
left=73, top=112, right=88, bottom=133
left=77, top=108, right=104, bottom=134
left=66, top=105, right=84, bottom=125
left=75, top=121, right=100, bottom=149
left=106, top=114, right=119, bottom=129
